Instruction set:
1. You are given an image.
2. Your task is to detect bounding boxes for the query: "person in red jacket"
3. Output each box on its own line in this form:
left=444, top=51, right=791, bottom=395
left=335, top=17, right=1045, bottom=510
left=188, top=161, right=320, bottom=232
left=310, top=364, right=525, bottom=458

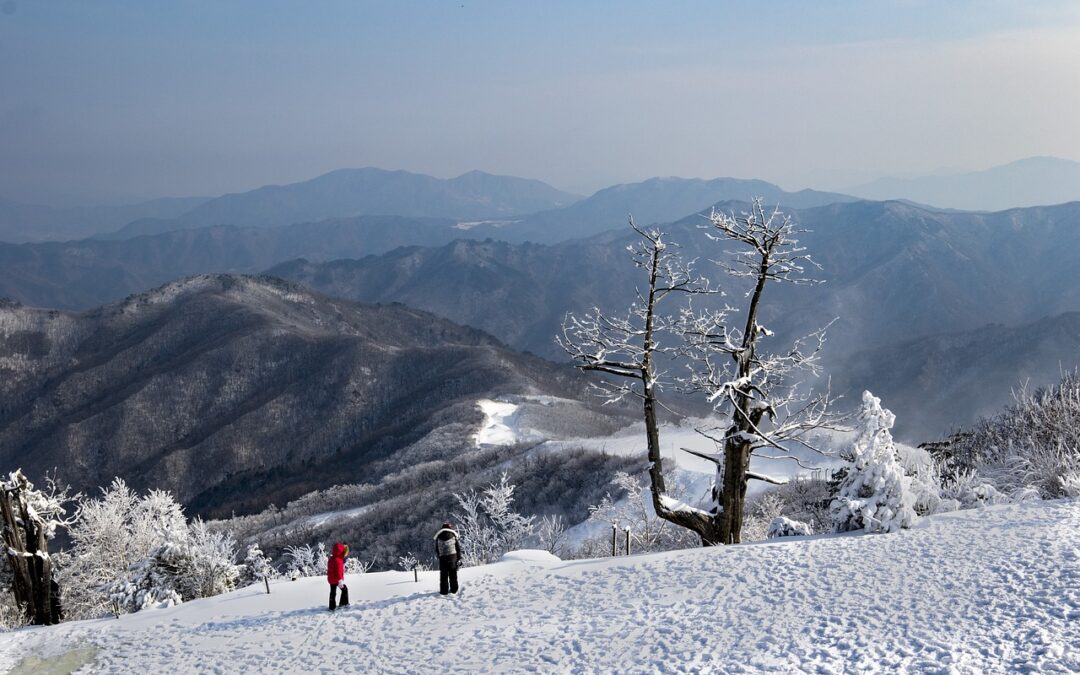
left=327, top=542, right=350, bottom=611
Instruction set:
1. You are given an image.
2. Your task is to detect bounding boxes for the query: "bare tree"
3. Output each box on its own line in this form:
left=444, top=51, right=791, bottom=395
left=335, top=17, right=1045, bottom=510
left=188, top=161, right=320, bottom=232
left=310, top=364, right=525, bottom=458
left=561, top=201, right=840, bottom=546
left=559, top=219, right=718, bottom=541
left=679, top=199, right=841, bottom=544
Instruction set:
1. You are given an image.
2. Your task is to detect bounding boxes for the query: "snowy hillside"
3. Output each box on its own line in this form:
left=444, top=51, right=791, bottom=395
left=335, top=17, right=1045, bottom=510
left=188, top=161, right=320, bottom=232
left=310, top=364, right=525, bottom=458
left=4, top=499, right=1077, bottom=673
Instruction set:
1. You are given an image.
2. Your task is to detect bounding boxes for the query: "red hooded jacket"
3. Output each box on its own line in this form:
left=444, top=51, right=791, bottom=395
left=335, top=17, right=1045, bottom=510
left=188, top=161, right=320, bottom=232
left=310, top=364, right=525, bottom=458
left=327, top=542, right=347, bottom=585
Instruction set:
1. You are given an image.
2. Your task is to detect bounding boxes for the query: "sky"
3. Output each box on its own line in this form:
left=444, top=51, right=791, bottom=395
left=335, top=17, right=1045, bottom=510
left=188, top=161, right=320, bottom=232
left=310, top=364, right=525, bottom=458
left=2, top=1, right=1079, bottom=205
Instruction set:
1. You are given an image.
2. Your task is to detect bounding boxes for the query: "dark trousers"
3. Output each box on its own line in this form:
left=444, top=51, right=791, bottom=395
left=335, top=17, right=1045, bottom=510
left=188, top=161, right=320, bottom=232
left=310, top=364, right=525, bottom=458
left=438, top=555, right=459, bottom=595
left=329, top=583, right=349, bottom=610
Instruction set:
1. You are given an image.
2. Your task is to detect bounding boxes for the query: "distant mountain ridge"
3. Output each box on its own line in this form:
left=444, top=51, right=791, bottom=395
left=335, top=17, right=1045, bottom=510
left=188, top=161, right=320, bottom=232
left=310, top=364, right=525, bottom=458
left=271, top=199, right=1080, bottom=436
left=848, top=156, right=1080, bottom=211
left=501, top=176, right=858, bottom=243
left=106, top=168, right=582, bottom=238
left=0, top=195, right=209, bottom=243
left=0, top=215, right=474, bottom=310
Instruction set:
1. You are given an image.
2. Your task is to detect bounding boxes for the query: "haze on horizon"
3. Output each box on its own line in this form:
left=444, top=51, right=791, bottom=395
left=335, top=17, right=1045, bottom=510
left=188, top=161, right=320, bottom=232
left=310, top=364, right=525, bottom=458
left=2, top=0, right=1079, bottom=206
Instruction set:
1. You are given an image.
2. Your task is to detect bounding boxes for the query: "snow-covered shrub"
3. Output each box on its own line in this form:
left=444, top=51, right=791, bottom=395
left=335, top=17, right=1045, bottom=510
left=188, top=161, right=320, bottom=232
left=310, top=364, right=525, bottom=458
left=60, top=480, right=189, bottom=620
left=896, top=444, right=946, bottom=515
left=283, top=544, right=319, bottom=578
left=935, top=373, right=1080, bottom=499
left=536, top=514, right=567, bottom=557
left=315, top=542, right=329, bottom=576
left=104, top=519, right=239, bottom=614
left=171, top=520, right=240, bottom=600
left=397, top=553, right=428, bottom=572
left=107, top=557, right=182, bottom=614
left=767, top=516, right=813, bottom=539
left=741, top=492, right=786, bottom=542
left=454, top=473, right=536, bottom=566
left=938, top=468, right=1009, bottom=509
left=832, top=392, right=917, bottom=534
left=584, top=470, right=699, bottom=554
left=1060, top=471, right=1080, bottom=498
left=240, top=544, right=277, bottom=587
left=345, top=556, right=374, bottom=575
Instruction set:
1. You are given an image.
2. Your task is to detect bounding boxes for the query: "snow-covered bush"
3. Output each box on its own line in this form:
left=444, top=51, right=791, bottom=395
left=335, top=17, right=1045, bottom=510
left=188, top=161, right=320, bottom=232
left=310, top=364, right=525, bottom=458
left=104, top=519, right=239, bottom=615
left=832, top=392, right=917, bottom=534
left=536, top=514, right=567, bottom=557
left=1061, top=471, right=1080, bottom=498
left=60, top=480, right=189, bottom=620
left=107, top=556, right=182, bottom=614
left=345, top=556, right=374, bottom=575
left=283, top=544, right=320, bottom=578
left=171, top=520, right=240, bottom=600
left=935, top=373, right=1080, bottom=499
left=454, top=473, right=536, bottom=566
left=241, top=543, right=277, bottom=587
left=767, top=516, right=813, bottom=539
left=584, top=470, right=699, bottom=554
left=741, top=492, right=786, bottom=542
left=397, top=553, right=428, bottom=572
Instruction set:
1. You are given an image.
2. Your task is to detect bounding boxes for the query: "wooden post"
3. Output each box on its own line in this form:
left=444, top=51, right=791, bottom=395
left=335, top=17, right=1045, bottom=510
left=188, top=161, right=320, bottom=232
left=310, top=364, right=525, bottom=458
left=264, top=577, right=271, bottom=594
left=625, top=527, right=631, bottom=556
left=413, top=565, right=419, bottom=583
left=611, top=524, right=617, bottom=557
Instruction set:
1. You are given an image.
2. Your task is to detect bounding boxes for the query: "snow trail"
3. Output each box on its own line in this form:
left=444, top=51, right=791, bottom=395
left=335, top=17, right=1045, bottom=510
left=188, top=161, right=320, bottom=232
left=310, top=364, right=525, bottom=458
left=2, top=500, right=1077, bottom=673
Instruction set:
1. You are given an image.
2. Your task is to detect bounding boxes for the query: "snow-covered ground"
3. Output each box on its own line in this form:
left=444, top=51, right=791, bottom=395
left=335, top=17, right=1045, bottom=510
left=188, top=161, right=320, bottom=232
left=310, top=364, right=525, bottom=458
left=4, top=499, right=1077, bottom=673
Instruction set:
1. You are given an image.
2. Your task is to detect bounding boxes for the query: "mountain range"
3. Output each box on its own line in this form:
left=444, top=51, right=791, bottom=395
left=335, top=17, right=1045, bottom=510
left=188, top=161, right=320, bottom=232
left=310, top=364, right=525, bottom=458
left=270, top=199, right=1080, bottom=437
left=0, top=176, right=863, bottom=309
left=105, top=168, right=582, bottom=239
left=0, top=275, right=626, bottom=517
left=847, top=156, right=1080, bottom=211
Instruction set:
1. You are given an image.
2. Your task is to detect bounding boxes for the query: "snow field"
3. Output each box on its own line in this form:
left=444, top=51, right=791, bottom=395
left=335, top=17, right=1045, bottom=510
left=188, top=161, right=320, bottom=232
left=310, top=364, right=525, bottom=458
left=2, top=499, right=1077, bottom=673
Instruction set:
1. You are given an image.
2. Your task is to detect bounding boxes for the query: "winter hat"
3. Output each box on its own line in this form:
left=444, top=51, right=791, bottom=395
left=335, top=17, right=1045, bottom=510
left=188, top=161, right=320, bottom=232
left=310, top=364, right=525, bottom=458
left=442, top=521, right=453, bottom=529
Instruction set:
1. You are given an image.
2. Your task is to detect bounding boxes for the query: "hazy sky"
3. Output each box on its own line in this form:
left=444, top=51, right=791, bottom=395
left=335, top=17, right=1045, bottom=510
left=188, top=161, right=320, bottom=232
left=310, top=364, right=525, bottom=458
left=2, top=1, right=1079, bottom=204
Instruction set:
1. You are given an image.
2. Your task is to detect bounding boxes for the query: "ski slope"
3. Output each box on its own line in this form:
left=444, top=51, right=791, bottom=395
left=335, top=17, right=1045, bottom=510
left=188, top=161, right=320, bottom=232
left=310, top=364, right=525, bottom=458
left=3, top=500, right=1078, bottom=673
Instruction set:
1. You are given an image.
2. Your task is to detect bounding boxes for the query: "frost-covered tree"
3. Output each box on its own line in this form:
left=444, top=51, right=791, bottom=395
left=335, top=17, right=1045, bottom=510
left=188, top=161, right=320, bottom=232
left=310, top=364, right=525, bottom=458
left=831, top=392, right=917, bottom=534
left=170, top=520, right=240, bottom=600
left=283, top=544, right=319, bottom=578
left=241, top=543, right=276, bottom=593
left=60, top=479, right=188, bottom=620
left=536, top=514, right=567, bottom=557
left=397, top=552, right=428, bottom=572
left=586, top=471, right=698, bottom=553
left=454, top=473, right=535, bottom=565
left=0, top=470, right=72, bottom=625
left=562, top=203, right=839, bottom=545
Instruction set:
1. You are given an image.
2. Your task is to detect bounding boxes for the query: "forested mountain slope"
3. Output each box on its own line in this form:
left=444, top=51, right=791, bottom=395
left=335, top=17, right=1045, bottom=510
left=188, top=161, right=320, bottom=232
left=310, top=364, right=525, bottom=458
left=0, top=275, right=619, bottom=517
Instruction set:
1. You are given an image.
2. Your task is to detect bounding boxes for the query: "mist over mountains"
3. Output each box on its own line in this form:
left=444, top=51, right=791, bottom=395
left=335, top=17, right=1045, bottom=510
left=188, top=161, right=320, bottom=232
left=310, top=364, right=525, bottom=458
left=271, top=198, right=1080, bottom=437
left=847, top=156, right=1080, bottom=211
left=3, top=162, right=1080, bottom=475
left=0, top=174, right=861, bottom=309
left=0, top=195, right=209, bottom=244
left=106, top=168, right=582, bottom=239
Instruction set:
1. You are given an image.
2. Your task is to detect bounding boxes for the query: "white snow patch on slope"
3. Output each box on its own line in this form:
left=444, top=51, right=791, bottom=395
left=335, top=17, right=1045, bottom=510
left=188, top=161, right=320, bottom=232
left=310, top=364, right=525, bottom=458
left=473, top=398, right=534, bottom=447
left=4, top=499, right=1077, bottom=673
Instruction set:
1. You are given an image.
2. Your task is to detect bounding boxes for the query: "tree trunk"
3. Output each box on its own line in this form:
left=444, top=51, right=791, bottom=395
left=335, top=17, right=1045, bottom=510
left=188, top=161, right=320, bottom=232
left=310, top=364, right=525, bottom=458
left=0, top=483, right=59, bottom=625
left=718, top=437, right=751, bottom=544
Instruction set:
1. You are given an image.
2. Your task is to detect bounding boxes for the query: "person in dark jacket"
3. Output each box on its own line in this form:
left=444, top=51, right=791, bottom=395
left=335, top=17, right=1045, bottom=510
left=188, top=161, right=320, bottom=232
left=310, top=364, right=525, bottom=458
left=433, top=522, right=461, bottom=595
left=327, top=542, right=350, bottom=611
